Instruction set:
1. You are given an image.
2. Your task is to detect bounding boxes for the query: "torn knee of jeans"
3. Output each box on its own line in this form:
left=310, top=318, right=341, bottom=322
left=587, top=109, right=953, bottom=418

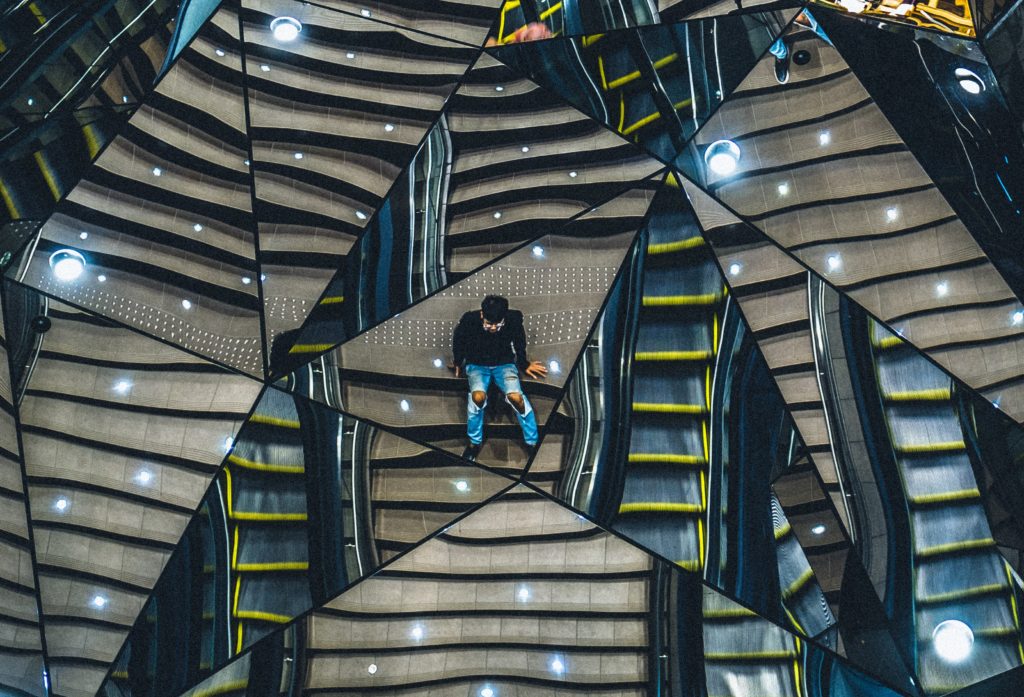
left=470, top=391, right=487, bottom=410
left=505, top=392, right=528, bottom=414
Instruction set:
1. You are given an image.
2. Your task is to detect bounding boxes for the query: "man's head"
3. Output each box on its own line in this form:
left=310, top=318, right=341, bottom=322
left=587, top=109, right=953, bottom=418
left=480, top=295, right=509, bottom=333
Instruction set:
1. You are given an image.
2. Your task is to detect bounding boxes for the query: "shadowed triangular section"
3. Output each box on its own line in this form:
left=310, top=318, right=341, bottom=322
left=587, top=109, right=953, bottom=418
left=675, top=10, right=1024, bottom=423
left=682, top=178, right=1024, bottom=694
left=277, top=187, right=647, bottom=477
left=0, top=279, right=262, bottom=697
left=658, top=0, right=801, bottom=21
left=0, top=283, right=47, bottom=695
left=303, top=0, right=504, bottom=47
left=8, top=5, right=265, bottom=377
left=243, top=0, right=483, bottom=360
left=96, top=386, right=515, bottom=697
left=265, top=48, right=665, bottom=375
left=489, top=7, right=798, bottom=165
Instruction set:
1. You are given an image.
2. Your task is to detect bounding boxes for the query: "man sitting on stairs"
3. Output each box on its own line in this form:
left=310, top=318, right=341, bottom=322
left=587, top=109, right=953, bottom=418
left=452, top=295, right=547, bottom=461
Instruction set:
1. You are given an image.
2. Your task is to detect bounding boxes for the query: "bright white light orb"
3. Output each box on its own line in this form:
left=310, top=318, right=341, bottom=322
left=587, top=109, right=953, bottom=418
left=885, top=206, right=899, bottom=222
left=433, top=358, right=444, bottom=368
left=548, top=360, right=561, bottom=374
left=113, top=380, right=131, bottom=394
left=152, top=167, right=162, bottom=176
left=270, top=17, right=302, bottom=42
left=399, top=399, right=411, bottom=412
left=568, top=171, right=578, bottom=178
left=455, top=480, right=469, bottom=492
left=215, top=49, right=226, bottom=57
left=936, top=282, right=949, bottom=297
left=1012, top=311, right=1023, bottom=325
left=294, top=152, right=303, bottom=160
left=532, top=245, right=545, bottom=258
left=517, top=587, right=530, bottom=601
left=819, top=131, right=831, bottom=146
left=367, top=664, right=377, bottom=674
left=91, top=595, right=107, bottom=609
left=933, top=620, right=974, bottom=663
left=521, top=146, right=530, bottom=153
left=242, top=276, right=252, bottom=285
left=550, top=658, right=564, bottom=674
left=54, top=497, right=69, bottom=512
left=193, top=223, right=204, bottom=232
left=811, top=524, right=826, bottom=535
left=384, top=123, right=395, bottom=133
left=410, top=625, right=423, bottom=640
left=49, top=249, right=86, bottom=282
left=480, top=689, right=494, bottom=697
left=955, top=68, right=985, bottom=95
left=493, top=211, right=502, bottom=220
left=728, top=262, right=742, bottom=276
left=777, top=182, right=790, bottom=196
left=181, top=299, right=193, bottom=310
left=704, top=139, right=741, bottom=176
left=826, top=254, right=841, bottom=271
left=136, top=470, right=152, bottom=485
left=79, top=231, right=89, bottom=240
left=98, top=275, right=107, bottom=283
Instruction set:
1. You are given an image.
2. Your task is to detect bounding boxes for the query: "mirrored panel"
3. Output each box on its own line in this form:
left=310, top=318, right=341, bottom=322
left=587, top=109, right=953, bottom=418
left=491, top=9, right=797, bottom=164
left=98, top=386, right=514, bottom=697
left=304, top=0, right=503, bottom=47
left=281, top=196, right=644, bottom=476
left=808, top=0, right=975, bottom=37
left=267, top=50, right=664, bottom=374
left=676, top=10, right=1024, bottom=423
left=241, top=0, right=479, bottom=355
left=8, top=5, right=265, bottom=377
left=2, top=280, right=262, bottom=697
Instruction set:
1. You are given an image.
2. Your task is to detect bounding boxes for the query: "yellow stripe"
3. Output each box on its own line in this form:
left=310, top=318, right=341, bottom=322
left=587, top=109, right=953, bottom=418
left=647, top=237, right=705, bottom=255
left=629, top=453, right=705, bottom=465
left=897, top=440, right=966, bottom=454
left=676, top=559, right=701, bottom=571
left=909, top=488, right=980, bottom=505
left=233, top=610, right=294, bottom=623
left=705, top=651, right=797, bottom=661
left=916, top=537, right=994, bottom=558
left=289, top=343, right=334, bottom=354
left=248, top=414, right=300, bottom=429
left=653, top=53, right=678, bottom=70
left=228, top=455, right=304, bottom=474
left=582, top=33, right=604, bottom=47
left=231, top=526, right=239, bottom=570
left=619, top=502, right=703, bottom=514
left=632, top=402, right=705, bottom=414
left=774, top=522, right=792, bottom=540
left=918, top=583, right=1006, bottom=604
left=33, top=151, right=60, bottom=201
left=234, top=561, right=309, bottom=572
left=538, top=1, right=561, bottom=19
left=874, top=335, right=904, bottom=350
left=703, top=607, right=757, bottom=619
left=319, top=295, right=343, bottom=305
left=607, top=69, right=642, bottom=90
left=782, top=567, right=815, bottom=599
left=230, top=511, right=308, bottom=522
left=622, top=110, right=662, bottom=136
left=643, top=293, right=721, bottom=307
left=634, top=350, right=711, bottom=362
left=884, top=388, right=951, bottom=402
left=0, top=179, right=20, bottom=218
left=83, top=123, right=102, bottom=159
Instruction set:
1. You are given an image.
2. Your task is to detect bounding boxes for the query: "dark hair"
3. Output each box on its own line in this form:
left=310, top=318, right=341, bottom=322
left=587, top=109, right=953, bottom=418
left=481, top=295, right=509, bottom=323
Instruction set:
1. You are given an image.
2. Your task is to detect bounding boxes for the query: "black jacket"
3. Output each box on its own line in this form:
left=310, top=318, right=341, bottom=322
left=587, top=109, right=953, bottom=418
left=452, top=310, right=528, bottom=370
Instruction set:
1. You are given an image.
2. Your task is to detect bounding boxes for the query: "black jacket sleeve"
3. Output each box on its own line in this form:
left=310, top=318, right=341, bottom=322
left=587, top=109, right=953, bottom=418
left=452, top=312, right=471, bottom=367
left=508, top=311, right=529, bottom=371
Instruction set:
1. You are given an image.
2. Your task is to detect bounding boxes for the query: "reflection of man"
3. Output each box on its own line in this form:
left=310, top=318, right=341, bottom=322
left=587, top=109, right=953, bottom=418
left=452, top=295, right=547, bottom=460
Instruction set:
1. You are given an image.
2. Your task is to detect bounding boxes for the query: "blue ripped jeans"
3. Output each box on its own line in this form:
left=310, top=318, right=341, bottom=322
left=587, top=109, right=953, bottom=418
left=465, top=363, right=538, bottom=446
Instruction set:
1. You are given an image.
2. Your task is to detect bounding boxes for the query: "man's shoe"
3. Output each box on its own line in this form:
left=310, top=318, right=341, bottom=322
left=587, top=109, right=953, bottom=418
left=525, top=443, right=537, bottom=458
left=774, top=56, right=790, bottom=85
left=462, top=443, right=482, bottom=461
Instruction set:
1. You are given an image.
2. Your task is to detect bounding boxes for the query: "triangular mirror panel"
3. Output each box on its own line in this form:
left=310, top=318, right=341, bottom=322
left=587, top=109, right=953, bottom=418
left=97, top=386, right=514, bottom=697
left=7, top=5, right=265, bottom=377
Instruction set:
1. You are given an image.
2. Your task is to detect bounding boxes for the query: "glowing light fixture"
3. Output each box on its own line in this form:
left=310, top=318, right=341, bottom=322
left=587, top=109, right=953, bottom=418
left=270, top=16, right=302, bottom=42
left=49, top=249, right=86, bottom=282
left=955, top=68, right=985, bottom=95
left=811, top=524, right=826, bottom=535
left=433, top=358, right=444, bottom=368
left=54, top=497, right=69, bottom=512
left=704, top=139, right=741, bottom=176
left=826, top=254, right=841, bottom=272
left=384, top=123, right=395, bottom=133
left=455, top=480, right=469, bottom=492
left=181, top=299, right=193, bottom=310
left=936, top=281, right=949, bottom=297
left=550, top=658, right=565, bottom=674
left=193, top=223, right=204, bottom=232
left=113, top=380, right=131, bottom=394
left=777, top=182, right=790, bottom=196
left=294, top=152, right=303, bottom=160
left=517, top=587, right=530, bottom=601
left=91, top=595, right=107, bottom=609
left=410, top=625, right=423, bottom=640
left=728, top=262, right=742, bottom=276
left=885, top=206, right=899, bottom=222
left=548, top=360, right=561, bottom=374
left=152, top=167, right=162, bottom=176
left=136, top=470, right=152, bottom=485
left=819, top=130, right=831, bottom=146
left=260, top=64, right=270, bottom=72
left=215, top=48, right=226, bottom=57
left=933, top=620, right=974, bottom=663
left=79, top=231, right=89, bottom=240
left=399, top=399, right=411, bottom=412
left=493, top=211, right=502, bottom=220
left=480, top=689, right=494, bottom=697
left=532, top=245, right=545, bottom=258
left=568, top=171, right=578, bottom=178
left=1012, top=311, right=1023, bottom=325
left=367, top=664, right=377, bottom=675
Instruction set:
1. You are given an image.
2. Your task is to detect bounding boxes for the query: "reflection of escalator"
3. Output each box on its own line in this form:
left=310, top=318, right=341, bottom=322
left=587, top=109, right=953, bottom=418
left=702, top=587, right=801, bottom=697
left=864, top=320, right=1023, bottom=692
left=225, top=388, right=312, bottom=651
left=614, top=198, right=725, bottom=571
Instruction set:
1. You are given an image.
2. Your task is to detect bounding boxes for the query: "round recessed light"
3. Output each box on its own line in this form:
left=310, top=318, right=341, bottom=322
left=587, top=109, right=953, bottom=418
left=521, top=146, right=530, bottom=153
left=455, top=480, right=469, bottom=492
left=399, top=399, right=411, bottom=412
left=113, top=380, right=131, bottom=394
left=91, top=595, right=107, bottom=609
left=181, top=299, right=193, bottom=310
left=367, top=663, right=378, bottom=675
left=885, top=206, right=899, bottom=222
left=27, top=98, right=34, bottom=106
left=97, top=274, right=107, bottom=282
left=728, top=262, right=742, bottom=276
left=548, top=360, right=561, bottom=374
left=810, top=523, right=826, bottom=535
left=793, top=49, right=812, bottom=65
left=260, top=64, right=271, bottom=72
left=152, top=167, right=162, bottom=176
left=215, top=48, right=226, bottom=57
left=193, top=223, right=203, bottom=232
left=517, top=587, right=530, bottom=601
left=294, top=152, right=303, bottom=160
left=136, top=470, right=152, bottom=485
left=550, top=658, right=565, bottom=674
left=360, top=8, right=372, bottom=17
left=495, top=85, right=504, bottom=92
left=384, top=123, right=395, bottom=133
left=955, top=68, right=985, bottom=95
left=355, top=210, right=368, bottom=220
left=568, top=170, right=578, bottom=178
left=480, top=689, right=494, bottom=697
left=1012, top=310, right=1024, bottom=325
left=933, top=620, right=974, bottom=663
left=777, top=182, right=790, bottom=196
left=826, top=254, right=841, bottom=272
left=936, top=281, right=949, bottom=297
left=48, top=249, right=86, bottom=282
left=532, top=245, right=544, bottom=258
left=54, top=497, right=69, bottom=512
left=410, top=625, right=423, bottom=640
left=433, top=358, right=444, bottom=368
left=242, top=276, right=252, bottom=285
left=493, top=211, right=502, bottom=220
left=346, top=51, right=356, bottom=59
left=818, top=131, right=831, bottom=146
left=270, top=16, right=302, bottom=42
left=79, top=231, right=88, bottom=240
left=704, top=139, right=741, bottom=176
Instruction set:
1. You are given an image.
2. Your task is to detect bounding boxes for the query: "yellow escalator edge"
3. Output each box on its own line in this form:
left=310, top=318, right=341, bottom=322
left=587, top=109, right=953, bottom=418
left=248, top=413, right=301, bottom=429
left=228, top=453, right=304, bottom=475
left=643, top=293, right=721, bottom=307
left=622, top=110, right=662, bottom=137
left=539, top=2, right=562, bottom=19
left=234, top=610, right=295, bottom=623
left=647, top=237, right=704, bottom=255
left=629, top=453, right=705, bottom=465
left=705, top=650, right=798, bottom=661
left=909, top=488, right=980, bottom=505
left=916, top=537, right=995, bottom=558
left=1004, top=561, right=1024, bottom=664
left=230, top=511, right=308, bottom=522
left=918, top=582, right=1007, bottom=605
left=634, top=350, right=711, bottom=362
left=774, top=521, right=792, bottom=540
left=713, top=312, right=720, bottom=354
left=191, top=679, right=249, bottom=697
left=897, top=440, right=966, bottom=454
left=782, top=567, right=815, bottom=600
left=235, top=561, right=310, bottom=572
left=884, top=388, right=951, bottom=402
left=33, top=151, right=60, bottom=201
left=619, top=501, right=703, bottom=514
left=632, top=402, right=705, bottom=414
left=289, top=343, right=336, bottom=354
left=320, top=296, right=343, bottom=305
left=793, top=635, right=803, bottom=697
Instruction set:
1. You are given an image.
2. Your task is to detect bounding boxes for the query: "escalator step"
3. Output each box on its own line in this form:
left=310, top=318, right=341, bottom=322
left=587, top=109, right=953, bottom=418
left=916, top=538, right=995, bottom=558
left=628, top=453, right=705, bottom=466
left=227, top=454, right=304, bottom=475
left=247, top=413, right=300, bottom=429
left=619, top=502, right=703, bottom=514
left=883, top=388, right=951, bottom=402
left=918, top=582, right=1008, bottom=605
left=897, top=440, right=966, bottom=454
left=909, top=488, right=981, bottom=506
left=647, top=237, right=705, bottom=255
left=634, top=350, right=711, bottom=362
left=632, top=402, right=706, bottom=414
left=643, top=293, right=722, bottom=307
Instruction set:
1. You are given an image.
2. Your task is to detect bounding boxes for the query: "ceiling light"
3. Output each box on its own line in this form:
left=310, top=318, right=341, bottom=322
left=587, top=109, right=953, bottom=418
left=885, top=206, right=899, bottom=222
left=517, top=587, right=530, bottom=601
left=241, top=276, right=252, bottom=285
left=410, top=625, right=423, bottom=640
left=384, top=123, right=395, bottom=132
left=367, top=664, right=377, bottom=675
left=826, top=254, right=841, bottom=271
left=811, top=524, right=826, bottom=535
left=955, top=68, right=985, bottom=95
left=244, top=159, right=251, bottom=166
left=113, top=380, right=131, bottom=394
left=91, top=595, right=107, bottom=609
left=79, top=231, right=88, bottom=240
left=54, top=497, right=69, bottom=512
left=568, top=171, right=577, bottom=178
left=224, top=436, right=234, bottom=452
left=152, top=167, right=162, bottom=176
left=933, top=620, right=974, bottom=663
left=48, top=249, right=86, bottom=282
left=548, top=360, right=561, bottom=374
left=819, top=131, right=831, bottom=146
left=193, top=223, right=203, bottom=232
left=480, top=689, right=494, bottom=697
left=97, top=275, right=107, bottom=282
left=433, top=358, right=444, bottom=368
left=550, top=658, right=565, bottom=674
left=399, top=399, right=411, bottom=412
left=260, top=64, right=270, bottom=72
left=215, top=48, right=226, bottom=57
left=181, top=299, right=193, bottom=310
left=270, top=16, right=302, bottom=42
left=355, top=210, right=368, bottom=220
left=521, top=146, right=530, bottom=153
left=346, top=52, right=356, bottom=59
left=936, top=281, right=949, bottom=297
left=532, top=245, right=544, bottom=258
left=493, top=211, right=502, bottom=219
left=495, top=85, right=504, bottom=92
left=838, top=0, right=868, bottom=11
left=360, top=8, right=371, bottom=17
left=728, top=262, right=742, bottom=276
left=294, top=152, right=303, bottom=160
left=122, top=95, right=129, bottom=103
left=136, top=470, right=152, bottom=485
left=455, top=480, right=469, bottom=492
left=27, top=98, right=34, bottom=106
left=777, top=182, right=790, bottom=196
left=704, top=139, right=741, bottom=176
left=1012, top=311, right=1023, bottom=325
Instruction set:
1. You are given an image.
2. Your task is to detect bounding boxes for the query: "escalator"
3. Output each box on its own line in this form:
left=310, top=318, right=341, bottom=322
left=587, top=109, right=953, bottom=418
left=864, top=319, right=1024, bottom=692
left=613, top=195, right=725, bottom=571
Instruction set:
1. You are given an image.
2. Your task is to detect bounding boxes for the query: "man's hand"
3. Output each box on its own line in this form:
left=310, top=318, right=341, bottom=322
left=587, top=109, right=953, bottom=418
left=484, top=22, right=552, bottom=47
left=449, top=362, right=462, bottom=378
left=524, top=360, right=548, bottom=379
